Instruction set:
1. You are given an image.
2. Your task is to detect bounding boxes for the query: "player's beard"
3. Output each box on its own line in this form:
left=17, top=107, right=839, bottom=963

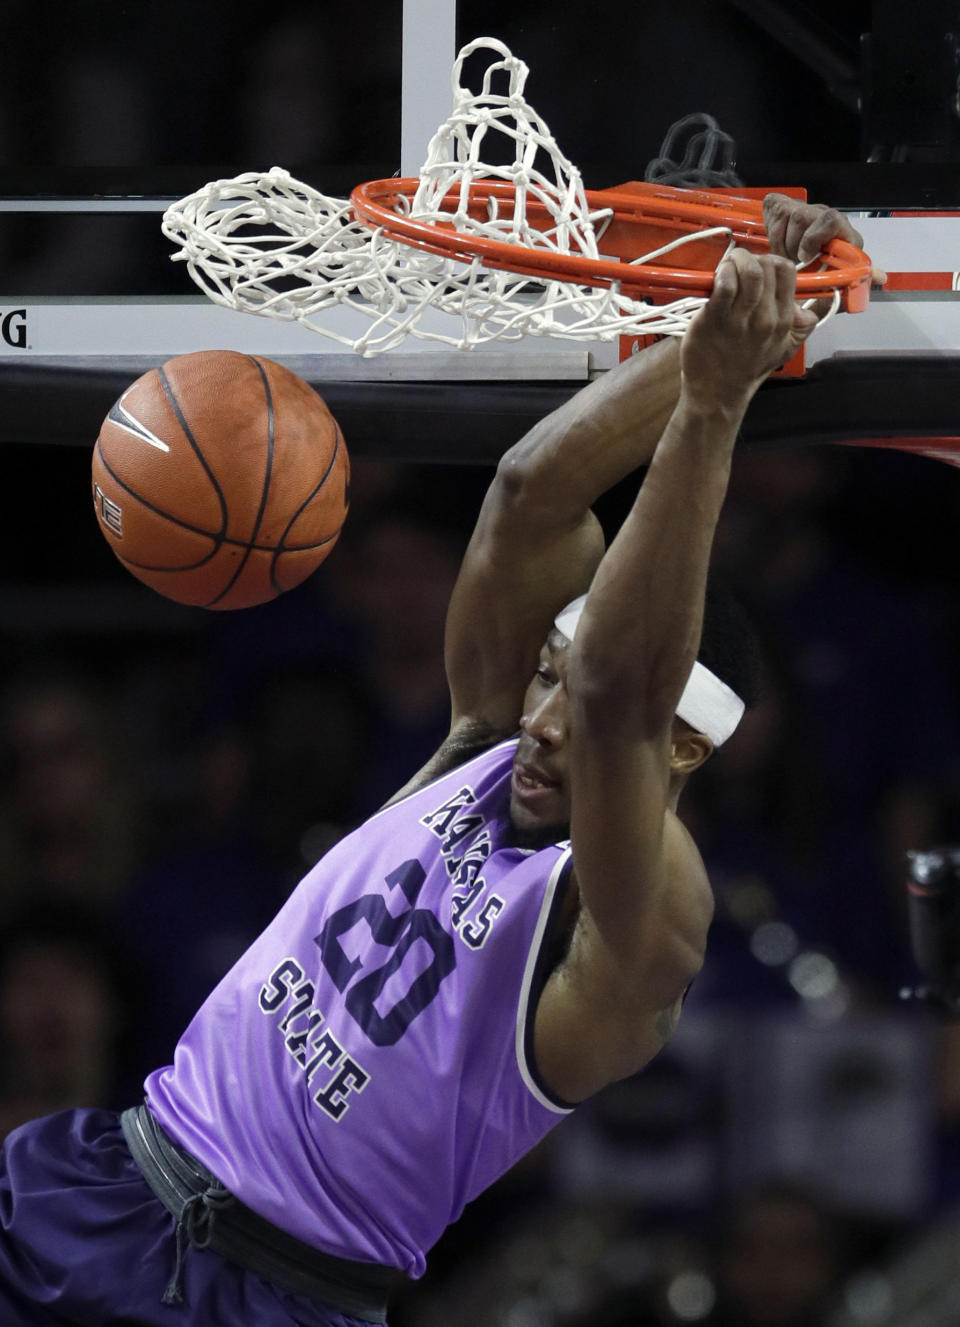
left=504, top=817, right=570, bottom=852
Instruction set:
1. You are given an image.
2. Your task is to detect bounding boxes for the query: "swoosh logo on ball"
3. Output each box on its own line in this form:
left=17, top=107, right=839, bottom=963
left=108, top=391, right=170, bottom=453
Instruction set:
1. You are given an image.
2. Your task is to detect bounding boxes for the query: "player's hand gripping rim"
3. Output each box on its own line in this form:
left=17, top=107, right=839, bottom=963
left=762, top=191, right=888, bottom=318
left=681, top=248, right=818, bottom=411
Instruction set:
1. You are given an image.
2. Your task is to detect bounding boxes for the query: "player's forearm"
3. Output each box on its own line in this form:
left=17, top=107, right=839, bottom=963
left=568, top=388, right=748, bottom=733
left=494, top=338, right=681, bottom=527
left=568, top=251, right=809, bottom=732
left=495, top=199, right=857, bottom=535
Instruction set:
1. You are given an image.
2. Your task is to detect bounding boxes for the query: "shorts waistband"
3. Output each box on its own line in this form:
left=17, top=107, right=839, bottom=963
left=121, top=1103, right=392, bottom=1323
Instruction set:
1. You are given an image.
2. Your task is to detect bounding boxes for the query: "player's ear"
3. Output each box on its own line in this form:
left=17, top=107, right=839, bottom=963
left=670, top=730, right=714, bottom=774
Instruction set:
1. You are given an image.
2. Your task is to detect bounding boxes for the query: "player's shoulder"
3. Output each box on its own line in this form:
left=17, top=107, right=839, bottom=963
left=380, top=717, right=515, bottom=811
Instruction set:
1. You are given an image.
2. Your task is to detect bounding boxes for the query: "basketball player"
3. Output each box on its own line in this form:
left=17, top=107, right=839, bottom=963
left=0, top=197, right=869, bottom=1326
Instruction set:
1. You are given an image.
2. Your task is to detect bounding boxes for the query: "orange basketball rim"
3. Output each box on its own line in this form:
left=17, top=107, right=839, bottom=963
left=350, top=179, right=873, bottom=312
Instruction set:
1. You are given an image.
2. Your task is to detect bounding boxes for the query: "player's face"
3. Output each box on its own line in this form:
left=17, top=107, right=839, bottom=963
left=510, top=630, right=572, bottom=842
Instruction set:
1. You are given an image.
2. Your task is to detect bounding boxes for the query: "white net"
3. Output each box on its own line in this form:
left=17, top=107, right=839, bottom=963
left=161, top=38, right=745, bottom=356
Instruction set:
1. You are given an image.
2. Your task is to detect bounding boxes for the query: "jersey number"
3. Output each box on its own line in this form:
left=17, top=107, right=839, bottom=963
left=314, top=860, right=456, bottom=1046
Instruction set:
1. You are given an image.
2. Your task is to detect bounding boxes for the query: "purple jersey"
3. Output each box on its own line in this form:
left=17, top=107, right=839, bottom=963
left=146, top=738, right=574, bottom=1278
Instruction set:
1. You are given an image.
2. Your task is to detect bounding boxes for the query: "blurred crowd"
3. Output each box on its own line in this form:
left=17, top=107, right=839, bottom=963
left=2, top=442, right=960, bottom=1327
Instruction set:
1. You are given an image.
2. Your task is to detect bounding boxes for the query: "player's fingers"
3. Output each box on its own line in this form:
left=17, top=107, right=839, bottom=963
left=792, top=304, right=819, bottom=340
left=765, top=192, right=866, bottom=265
left=757, top=253, right=779, bottom=315
left=762, top=192, right=815, bottom=259
left=709, top=253, right=739, bottom=310
left=806, top=295, right=838, bottom=321
left=845, top=218, right=866, bottom=249
left=762, top=193, right=791, bottom=257
left=770, top=252, right=798, bottom=313
left=729, top=247, right=765, bottom=311
left=785, top=210, right=816, bottom=264
left=796, top=206, right=862, bottom=264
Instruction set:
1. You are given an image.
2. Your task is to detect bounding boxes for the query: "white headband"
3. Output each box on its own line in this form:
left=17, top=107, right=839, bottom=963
left=554, top=595, right=746, bottom=747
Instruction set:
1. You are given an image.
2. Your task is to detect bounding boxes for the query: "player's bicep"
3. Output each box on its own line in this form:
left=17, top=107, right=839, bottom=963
left=533, top=737, right=712, bottom=1101
left=443, top=484, right=604, bottom=732
left=534, top=869, right=711, bottom=1101
left=533, top=953, right=676, bottom=1104
left=569, top=726, right=675, bottom=951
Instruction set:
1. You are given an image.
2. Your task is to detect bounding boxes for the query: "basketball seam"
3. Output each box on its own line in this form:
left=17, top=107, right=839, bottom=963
left=94, top=439, right=224, bottom=570
left=157, top=365, right=229, bottom=540
left=95, top=442, right=340, bottom=561
left=203, top=357, right=275, bottom=608
left=111, top=538, right=341, bottom=573
left=269, top=423, right=345, bottom=593
left=96, top=356, right=345, bottom=604
left=114, top=531, right=343, bottom=566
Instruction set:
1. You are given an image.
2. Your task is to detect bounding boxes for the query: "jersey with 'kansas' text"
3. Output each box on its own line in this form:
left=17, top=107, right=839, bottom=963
left=145, top=737, right=574, bottom=1278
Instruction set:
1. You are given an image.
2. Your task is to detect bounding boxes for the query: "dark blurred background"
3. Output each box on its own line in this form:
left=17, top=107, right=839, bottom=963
left=3, top=3, right=960, bottom=1325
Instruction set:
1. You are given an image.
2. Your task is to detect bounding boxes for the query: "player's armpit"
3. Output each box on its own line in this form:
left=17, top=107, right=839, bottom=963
left=654, top=994, right=685, bottom=1046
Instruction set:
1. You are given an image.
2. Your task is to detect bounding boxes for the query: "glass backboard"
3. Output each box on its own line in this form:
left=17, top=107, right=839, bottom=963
left=1, top=0, right=958, bottom=458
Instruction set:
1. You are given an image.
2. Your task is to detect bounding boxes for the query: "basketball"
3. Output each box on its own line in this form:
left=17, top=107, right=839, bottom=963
left=91, top=351, right=349, bottom=610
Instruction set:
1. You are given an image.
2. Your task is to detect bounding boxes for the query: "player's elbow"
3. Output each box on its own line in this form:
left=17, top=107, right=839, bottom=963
left=633, top=926, right=707, bottom=1014
left=492, top=446, right=553, bottom=519
left=635, top=889, right=714, bottom=1008
left=665, top=927, right=710, bottom=996
left=594, top=901, right=711, bottom=1018
left=602, top=943, right=706, bottom=1084
left=493, top=437, right=593, bottom=532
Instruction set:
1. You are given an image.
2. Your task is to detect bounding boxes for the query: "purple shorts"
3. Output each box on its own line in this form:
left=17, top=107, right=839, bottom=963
left=0, top=1107, right=374, bottom=1326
